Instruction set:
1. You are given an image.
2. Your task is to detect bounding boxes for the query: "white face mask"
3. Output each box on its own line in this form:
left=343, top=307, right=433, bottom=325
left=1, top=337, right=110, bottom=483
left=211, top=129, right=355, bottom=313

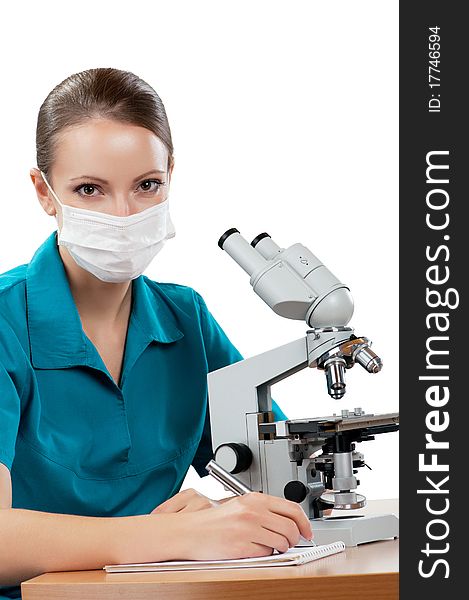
left=40, top=170, right=175, bottom=283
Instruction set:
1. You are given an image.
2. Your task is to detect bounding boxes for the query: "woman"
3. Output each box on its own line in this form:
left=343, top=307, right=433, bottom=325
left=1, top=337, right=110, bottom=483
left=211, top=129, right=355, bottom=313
left=0, top=67, right=313, bottom=597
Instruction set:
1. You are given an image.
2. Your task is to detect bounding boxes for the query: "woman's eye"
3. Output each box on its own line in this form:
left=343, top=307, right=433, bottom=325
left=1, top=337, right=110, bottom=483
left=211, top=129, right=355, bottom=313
left=139, top=179, right=164, bottom=193
left=75, top=184, right=100, bottom=197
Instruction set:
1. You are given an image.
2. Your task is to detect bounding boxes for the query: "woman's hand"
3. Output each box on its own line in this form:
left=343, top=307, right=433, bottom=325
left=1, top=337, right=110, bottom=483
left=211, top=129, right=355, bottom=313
left=150, top=488, right=219, bottom=514
left=162, top=491, right=314, bottom=561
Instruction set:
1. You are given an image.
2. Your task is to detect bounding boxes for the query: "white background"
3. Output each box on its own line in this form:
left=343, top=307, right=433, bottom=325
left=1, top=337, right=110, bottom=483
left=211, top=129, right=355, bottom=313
left=1, top=1, right=398, bottom=499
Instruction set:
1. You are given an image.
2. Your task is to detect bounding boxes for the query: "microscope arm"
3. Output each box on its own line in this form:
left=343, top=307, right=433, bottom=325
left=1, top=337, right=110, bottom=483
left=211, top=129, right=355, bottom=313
left=208, top=336, right=307, bottom=452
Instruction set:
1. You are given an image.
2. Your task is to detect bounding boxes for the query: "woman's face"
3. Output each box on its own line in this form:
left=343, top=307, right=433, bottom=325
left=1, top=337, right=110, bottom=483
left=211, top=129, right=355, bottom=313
left=33, top=118, right=172, bottom=226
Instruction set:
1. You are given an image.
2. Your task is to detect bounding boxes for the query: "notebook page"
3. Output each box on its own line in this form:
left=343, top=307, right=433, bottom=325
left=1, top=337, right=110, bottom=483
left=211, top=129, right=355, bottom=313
left=104, top=542, right=345, bottom=572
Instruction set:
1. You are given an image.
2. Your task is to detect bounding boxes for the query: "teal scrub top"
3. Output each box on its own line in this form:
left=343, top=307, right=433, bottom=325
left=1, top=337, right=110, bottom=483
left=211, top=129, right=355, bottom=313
left=0, top=231, right=287, bottom=599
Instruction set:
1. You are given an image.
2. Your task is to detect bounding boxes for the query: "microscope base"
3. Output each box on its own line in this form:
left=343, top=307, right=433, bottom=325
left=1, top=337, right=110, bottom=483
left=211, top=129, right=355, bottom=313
left=302, top=513, right=399, bottom=547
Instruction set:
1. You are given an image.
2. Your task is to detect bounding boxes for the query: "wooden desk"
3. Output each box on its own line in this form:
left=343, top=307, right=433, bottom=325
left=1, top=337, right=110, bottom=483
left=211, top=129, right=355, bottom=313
left=21, top=499, right=399, bottom=600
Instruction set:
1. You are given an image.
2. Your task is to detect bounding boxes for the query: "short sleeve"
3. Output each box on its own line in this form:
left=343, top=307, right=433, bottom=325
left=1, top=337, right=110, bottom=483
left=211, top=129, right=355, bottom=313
left=0, top=360, right=22, bottom=472
left=0, top=318, right=26, bottom=472
left=190, top=292, right=288, bottom=477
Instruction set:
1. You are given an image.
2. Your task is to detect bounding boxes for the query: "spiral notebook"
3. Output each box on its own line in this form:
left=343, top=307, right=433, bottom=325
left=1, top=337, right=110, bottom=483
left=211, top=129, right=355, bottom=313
left=104, top=541, right=345, bottom=572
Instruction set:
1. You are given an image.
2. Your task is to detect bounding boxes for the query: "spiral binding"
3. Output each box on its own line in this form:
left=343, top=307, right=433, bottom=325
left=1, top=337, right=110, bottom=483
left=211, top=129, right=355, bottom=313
left=294, top=541, right=346, bottom=565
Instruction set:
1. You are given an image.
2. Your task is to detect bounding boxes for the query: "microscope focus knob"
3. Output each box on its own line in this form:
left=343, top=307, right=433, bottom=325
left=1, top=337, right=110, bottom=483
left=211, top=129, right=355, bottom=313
left=214, top=443, right=253, bottom=474
left=284, top=480, right=309, bottom=503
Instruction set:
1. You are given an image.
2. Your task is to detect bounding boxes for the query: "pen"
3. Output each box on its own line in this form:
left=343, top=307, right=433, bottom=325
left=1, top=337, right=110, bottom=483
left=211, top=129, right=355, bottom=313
left=205, top=459, right=316, bottom=546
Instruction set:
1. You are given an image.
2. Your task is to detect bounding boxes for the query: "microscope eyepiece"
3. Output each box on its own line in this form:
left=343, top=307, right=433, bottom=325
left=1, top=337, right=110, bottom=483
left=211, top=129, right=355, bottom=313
left=218, top=228, right=240, bottom=250
left=251, top=232, right=271, bottom=248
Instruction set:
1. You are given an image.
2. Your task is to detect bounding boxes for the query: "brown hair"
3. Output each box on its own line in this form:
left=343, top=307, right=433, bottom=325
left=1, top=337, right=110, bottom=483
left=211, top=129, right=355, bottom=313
left=36, top=67, right=174, bottom=180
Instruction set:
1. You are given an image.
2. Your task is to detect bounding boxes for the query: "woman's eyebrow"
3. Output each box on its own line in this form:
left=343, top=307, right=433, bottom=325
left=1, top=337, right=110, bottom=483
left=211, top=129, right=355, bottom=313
left=69, top=169, right=167, bottom=184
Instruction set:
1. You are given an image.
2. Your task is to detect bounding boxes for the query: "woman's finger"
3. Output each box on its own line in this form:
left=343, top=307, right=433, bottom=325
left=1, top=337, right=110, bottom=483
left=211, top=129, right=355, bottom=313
left=252, top=526, right=291, bottom=554
left=267, top=497, right=312, bottom=540
left=259, top=511, right=301, bottom=548
left=179, top=497, right=214, bottom=512
left=244, top=493, right=313, bottom=540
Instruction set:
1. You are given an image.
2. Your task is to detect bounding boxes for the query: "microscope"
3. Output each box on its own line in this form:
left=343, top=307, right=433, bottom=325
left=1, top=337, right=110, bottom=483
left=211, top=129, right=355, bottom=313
left=207, top=228, right=399, bottom=547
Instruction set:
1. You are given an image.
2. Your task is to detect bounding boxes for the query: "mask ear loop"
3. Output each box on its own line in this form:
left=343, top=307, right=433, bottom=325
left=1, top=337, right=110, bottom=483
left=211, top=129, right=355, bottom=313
left=39, top=171, right=63, bottom=216
left=40, top=170, right=63, bottom=207
left=40, top=171, right=64, bottom=230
